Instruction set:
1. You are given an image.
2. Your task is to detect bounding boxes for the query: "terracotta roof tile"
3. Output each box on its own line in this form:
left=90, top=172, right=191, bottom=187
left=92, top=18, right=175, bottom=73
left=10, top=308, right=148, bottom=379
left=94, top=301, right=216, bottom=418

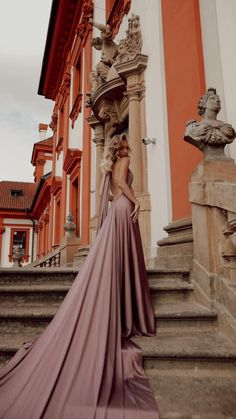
left=0, top=181, right=36, bottom=210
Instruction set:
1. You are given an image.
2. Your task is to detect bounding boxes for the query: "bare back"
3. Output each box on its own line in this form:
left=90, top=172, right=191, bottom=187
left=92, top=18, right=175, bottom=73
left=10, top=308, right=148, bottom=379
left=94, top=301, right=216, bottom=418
left=110, top=158, right=129, bottom=199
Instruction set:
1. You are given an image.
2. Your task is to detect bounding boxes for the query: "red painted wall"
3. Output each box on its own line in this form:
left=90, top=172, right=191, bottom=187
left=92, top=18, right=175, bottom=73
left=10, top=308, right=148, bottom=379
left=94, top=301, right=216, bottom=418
left=162, top=0, right=205, bottom=220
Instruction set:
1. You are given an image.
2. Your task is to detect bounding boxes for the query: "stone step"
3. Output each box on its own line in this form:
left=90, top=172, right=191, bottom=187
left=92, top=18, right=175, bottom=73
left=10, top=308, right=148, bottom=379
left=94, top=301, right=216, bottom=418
left=0, top=268, right=189, bottom=283
left=148, top=268, right=190, bottom=282
left=0, top=268, right=77, bottom=285
left=0, top=302, right=218, bottom=366
left=155, top=302, right=218, bottom=331
left=133, top=330, right=236, bottom=370
left=150, top=278, right=194, bottom=305
left=148, top=371, right=236, bottom=418
left=0, top=277, right=194, bottom=307
left=0, top=300, right=217, bottom=336
left=0, top=283, right=71, bottom=305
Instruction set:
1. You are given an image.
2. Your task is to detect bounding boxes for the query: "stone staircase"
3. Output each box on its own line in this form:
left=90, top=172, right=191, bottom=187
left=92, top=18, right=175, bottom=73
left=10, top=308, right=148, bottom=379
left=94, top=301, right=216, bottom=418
left=0, top=267, right=236, bottom=418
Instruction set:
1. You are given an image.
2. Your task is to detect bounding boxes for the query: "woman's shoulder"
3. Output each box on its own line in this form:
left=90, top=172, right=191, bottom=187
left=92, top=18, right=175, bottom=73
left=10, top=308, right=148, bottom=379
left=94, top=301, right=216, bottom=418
left=119, top=156, right=130, bottom=166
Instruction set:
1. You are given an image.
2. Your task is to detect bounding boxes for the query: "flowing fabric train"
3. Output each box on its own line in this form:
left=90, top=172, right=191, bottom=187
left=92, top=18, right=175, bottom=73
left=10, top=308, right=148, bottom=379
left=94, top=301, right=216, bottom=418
left=0, top=170, right=159, bottom=419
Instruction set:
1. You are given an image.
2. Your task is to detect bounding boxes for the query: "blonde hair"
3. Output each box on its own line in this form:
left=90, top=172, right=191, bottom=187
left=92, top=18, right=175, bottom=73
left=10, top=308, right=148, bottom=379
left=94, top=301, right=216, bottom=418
left=100, top=134, right=130, bottom=173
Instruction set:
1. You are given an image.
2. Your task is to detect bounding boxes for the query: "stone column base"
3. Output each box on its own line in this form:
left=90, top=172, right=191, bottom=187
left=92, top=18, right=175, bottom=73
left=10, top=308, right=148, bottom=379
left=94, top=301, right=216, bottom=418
left=153, top=218, right=193, bottom=270
left=60, top=236, right=81, bottom=267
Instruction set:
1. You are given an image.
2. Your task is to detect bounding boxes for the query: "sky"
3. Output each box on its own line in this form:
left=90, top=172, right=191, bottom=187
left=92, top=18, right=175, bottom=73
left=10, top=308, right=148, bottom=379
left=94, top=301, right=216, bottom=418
left=0, top=0, right=54, bottom=183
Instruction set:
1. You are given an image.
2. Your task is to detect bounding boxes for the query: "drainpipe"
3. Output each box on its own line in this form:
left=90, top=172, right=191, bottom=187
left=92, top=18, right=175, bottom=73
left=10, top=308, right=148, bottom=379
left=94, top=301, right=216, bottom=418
left=31, top=219, right=35, bottom=262
left=25, top=209, right=35, bottom=263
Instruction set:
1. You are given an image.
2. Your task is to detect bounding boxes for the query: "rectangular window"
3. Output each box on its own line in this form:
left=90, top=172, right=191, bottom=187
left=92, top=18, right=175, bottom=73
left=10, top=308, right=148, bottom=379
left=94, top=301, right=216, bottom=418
left=9, top=228, right=30, bottom=263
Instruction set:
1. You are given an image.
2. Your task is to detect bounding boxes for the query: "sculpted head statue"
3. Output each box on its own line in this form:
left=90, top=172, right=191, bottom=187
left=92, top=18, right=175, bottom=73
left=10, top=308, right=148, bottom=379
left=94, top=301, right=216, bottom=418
left=198, top=87, right=221, bottom=116
left=184, top=87, right=236, bottom=158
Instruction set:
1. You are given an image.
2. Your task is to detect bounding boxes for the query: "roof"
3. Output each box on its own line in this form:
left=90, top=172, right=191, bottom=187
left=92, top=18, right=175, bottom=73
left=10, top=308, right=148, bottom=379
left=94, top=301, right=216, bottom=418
left=0, top=181, right=36, bottom=210
left=31, top=136, right=53, bottom=166
left=38, top=0, right=82, bottom=99
left=36, top=137, right=53, bottom=147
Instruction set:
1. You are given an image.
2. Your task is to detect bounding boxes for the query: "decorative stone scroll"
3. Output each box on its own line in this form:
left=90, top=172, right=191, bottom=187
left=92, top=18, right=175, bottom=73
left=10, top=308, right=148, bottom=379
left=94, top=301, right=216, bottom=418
left=49, top=112, right=58, bottom=132
left=76, top=0, right=94, bottom=42
left=184, top=87, right=236, bottom=160
left=59, top=72, right=71, bottom=98
left=115, top=14, right=143, bottom=64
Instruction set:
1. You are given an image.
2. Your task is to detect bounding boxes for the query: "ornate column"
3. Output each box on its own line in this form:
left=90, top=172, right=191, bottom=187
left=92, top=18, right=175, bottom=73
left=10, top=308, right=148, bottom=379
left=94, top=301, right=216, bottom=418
left=88, top=14, right=151, bottom=256
left=87, top=115, right=105, bottom=243
left=115, top=54, right=151, bottom=255
left=126, top=76, right=143, bottom=192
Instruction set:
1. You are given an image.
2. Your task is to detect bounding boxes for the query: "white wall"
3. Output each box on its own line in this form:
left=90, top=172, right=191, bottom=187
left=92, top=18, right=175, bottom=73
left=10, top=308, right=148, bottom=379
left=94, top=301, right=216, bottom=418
left=199, top=0, right=236, bottom=161
left=55, top=151, right=63, bottom=177
left=44, top=159, right=52, bottom=175
left=69, top=63, right=84, bottom=150
left=114, top=0, right=172, bottom=255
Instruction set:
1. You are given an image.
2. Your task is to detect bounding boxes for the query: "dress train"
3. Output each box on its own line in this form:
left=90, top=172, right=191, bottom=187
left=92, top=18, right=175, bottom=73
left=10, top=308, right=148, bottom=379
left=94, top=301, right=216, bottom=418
left=0, top=170, right=159, bottom=419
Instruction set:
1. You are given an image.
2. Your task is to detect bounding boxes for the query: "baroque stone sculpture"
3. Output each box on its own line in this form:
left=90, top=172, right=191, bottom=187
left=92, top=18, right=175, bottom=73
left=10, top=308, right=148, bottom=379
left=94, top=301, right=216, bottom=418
left=184, top=87, right=236, bottom=159
left=89, top=19, right=118, bottom=87
left=115, top=14, right=143, bottom=64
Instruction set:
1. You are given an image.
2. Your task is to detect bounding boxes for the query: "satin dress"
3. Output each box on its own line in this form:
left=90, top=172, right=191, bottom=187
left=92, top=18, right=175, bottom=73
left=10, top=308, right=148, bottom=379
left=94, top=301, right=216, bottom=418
left=0, top=170, right=159, bottom=419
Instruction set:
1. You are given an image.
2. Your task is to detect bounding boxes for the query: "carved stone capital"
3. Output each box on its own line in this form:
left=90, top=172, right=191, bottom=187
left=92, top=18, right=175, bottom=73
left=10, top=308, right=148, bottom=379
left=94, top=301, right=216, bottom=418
left=115, top=53, right=148, bottom=79
left=92, top=137, right=104, bottom=147
left=126, top=82, right=142, bottom=100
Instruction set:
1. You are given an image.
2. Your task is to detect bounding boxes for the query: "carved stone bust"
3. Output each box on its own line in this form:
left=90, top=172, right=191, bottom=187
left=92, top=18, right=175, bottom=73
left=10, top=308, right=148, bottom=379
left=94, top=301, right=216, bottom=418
left=184, top=87, right=236, bottom=159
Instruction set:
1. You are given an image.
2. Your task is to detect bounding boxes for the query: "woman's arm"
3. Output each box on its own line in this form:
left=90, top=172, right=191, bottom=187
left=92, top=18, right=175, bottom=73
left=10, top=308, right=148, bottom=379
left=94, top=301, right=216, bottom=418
left=99, top=174, right=105, bottom=198
left=117, top=157, right=140, bottom=222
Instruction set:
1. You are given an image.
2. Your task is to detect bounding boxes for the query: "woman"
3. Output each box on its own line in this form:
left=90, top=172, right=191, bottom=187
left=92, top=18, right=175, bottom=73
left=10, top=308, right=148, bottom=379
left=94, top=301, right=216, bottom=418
left=0, top=134, right=159, bottom=419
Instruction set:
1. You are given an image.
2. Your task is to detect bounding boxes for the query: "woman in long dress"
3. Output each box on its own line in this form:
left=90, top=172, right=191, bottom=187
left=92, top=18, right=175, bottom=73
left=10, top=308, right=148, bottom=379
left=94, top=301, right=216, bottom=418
left=0, top=134, right=159, bottom=419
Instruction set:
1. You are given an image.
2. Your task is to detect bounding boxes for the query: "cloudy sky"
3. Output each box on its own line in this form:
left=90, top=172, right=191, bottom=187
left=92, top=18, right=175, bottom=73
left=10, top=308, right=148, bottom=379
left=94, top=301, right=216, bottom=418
left=0, top=0, right=54, bottom=183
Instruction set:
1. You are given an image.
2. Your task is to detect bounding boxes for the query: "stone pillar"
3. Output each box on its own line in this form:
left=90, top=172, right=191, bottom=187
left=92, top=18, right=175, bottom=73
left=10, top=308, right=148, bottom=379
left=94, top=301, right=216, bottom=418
left=115, top=55, right=151, bottom=257
left=140, top=73, right=148, bottom=193
left=190, top=159, right=236, bottom=283
left=93, top=127, right=105, bottom=215
left=126, top=74, right=143, bottom=193
left=116, top=55, right=148, bottom=193
left=87, top=115, right=105, bottom=244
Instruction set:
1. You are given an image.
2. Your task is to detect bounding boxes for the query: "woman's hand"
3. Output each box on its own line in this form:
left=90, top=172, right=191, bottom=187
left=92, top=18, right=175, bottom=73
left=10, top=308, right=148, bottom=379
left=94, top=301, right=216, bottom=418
left=130, top=200, right=140, bottom=223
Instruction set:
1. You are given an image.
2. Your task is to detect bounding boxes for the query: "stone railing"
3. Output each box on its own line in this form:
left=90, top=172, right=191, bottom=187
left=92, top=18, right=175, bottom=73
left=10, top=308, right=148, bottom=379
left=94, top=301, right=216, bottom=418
left=30, top=246, right=61, bottom=268
left=26, top=214, right=82, bottom=269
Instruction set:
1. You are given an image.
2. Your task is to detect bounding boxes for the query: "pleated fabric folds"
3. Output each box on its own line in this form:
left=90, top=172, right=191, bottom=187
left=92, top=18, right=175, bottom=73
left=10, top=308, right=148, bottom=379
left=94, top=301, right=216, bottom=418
left=0, top=171, right=159, bottom=419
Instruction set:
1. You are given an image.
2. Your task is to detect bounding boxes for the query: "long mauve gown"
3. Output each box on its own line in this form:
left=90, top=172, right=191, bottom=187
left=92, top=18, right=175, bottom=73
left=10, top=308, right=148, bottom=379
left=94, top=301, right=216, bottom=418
left=0, top=170, right=159, bottom=419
